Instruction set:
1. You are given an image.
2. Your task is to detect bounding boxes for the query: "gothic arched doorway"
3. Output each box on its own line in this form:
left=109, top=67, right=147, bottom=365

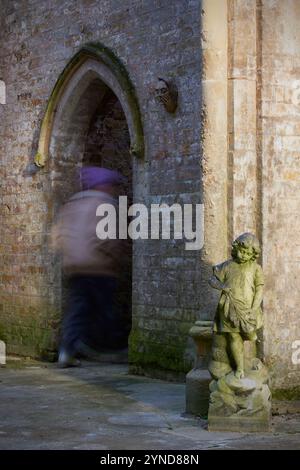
left=36, top=44, right=144, bottom=360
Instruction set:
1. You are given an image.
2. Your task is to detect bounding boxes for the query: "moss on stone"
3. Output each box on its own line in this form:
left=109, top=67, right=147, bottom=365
left=272, top=387, right=300, bottom=401
left=129, top=324, right=193, bottom=374
left=0, top=302, right=60, bottom=360
left=0, top=323, right=7, bottom=343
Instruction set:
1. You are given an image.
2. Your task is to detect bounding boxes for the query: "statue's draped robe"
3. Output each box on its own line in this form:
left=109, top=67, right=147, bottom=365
left=213, top=260, right=264, bottom=335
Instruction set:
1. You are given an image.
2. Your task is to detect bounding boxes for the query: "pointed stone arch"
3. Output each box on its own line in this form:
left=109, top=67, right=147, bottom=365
left=34, top=42, right=144, bottom=168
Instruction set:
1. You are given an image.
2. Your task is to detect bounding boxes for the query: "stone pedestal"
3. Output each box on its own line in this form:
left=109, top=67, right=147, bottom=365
left=208, top=340, right=271, bottom=432
left=186, top=368, right=211, bottom=416
left=185, top=320, right=213, bottom=417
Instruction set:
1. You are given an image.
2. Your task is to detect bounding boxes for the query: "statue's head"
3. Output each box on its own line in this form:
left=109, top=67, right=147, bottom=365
left=231, top=232, right=260, bottom=263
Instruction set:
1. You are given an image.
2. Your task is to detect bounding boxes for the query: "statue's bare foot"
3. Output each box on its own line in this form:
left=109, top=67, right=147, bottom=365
left=252, top=358, right=263, bottom=371
left=235, top=369, right=244, bottom=379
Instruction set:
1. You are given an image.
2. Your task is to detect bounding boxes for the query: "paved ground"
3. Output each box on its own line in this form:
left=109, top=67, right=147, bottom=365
left=0, top=358, right=299, bottom=450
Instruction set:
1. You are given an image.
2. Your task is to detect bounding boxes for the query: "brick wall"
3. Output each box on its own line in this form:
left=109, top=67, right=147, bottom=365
left=0, top=0, right=203, bottom=374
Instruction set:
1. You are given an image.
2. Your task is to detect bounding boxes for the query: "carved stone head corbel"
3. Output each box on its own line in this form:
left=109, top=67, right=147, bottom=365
left=155, top=78, right=178, bottom=113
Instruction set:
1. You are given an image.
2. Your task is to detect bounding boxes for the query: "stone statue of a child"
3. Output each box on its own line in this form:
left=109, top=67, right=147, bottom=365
left=209, top=233, right=264, bottom=379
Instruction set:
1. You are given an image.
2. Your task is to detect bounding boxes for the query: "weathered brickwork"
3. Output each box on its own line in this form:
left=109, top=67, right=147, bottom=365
left=0, top=0, right=203, bottom=373
left=83, top=89, right=132, bottom=198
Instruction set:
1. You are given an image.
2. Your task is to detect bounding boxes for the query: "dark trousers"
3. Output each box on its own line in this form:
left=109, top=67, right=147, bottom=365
left=61, top=275, right=128, bottom=356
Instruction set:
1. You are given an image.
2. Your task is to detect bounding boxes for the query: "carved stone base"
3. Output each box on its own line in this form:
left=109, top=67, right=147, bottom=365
left=208, top=366, right=271, bottom=432
left=208, top=414, right=270, bottom=433
left=208, top=338, right=271, bottom=432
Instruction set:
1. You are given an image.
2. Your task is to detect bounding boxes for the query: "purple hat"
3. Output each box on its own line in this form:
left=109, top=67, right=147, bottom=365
left=79, top=167, right=125, bottom=190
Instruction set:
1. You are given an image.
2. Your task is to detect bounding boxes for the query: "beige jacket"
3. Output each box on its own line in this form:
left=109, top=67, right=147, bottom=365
left=51, top=190, right=123, bottom=277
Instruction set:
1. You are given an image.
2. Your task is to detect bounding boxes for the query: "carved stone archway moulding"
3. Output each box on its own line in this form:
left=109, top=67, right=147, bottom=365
left=34, top=42, right=144, bottom=168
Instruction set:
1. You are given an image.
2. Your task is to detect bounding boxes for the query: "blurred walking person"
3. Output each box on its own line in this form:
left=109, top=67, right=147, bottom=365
left=51, top=167, right=129, bottom=367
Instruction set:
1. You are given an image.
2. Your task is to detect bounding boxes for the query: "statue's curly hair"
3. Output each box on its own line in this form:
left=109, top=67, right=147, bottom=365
left=231, top=232, right=261, bottom=261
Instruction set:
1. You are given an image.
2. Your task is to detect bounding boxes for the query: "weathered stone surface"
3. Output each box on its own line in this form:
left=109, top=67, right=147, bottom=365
left=202, top=0, right=300, bottom=398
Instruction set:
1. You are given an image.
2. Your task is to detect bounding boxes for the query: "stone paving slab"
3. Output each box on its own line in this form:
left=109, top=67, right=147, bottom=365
left=0, top=360, right=299, bottom=450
